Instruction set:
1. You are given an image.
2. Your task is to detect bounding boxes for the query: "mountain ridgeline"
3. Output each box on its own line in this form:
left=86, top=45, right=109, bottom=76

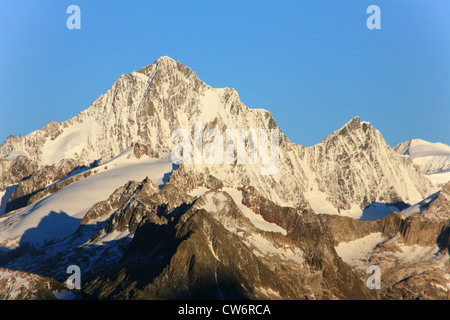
left=0, top=57, right=447, bottom=300
left=0, top=56, right=435, bottom=213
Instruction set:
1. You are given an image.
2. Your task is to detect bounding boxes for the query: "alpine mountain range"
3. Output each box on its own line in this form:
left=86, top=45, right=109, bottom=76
left=0, top=56, right=448, bottom=300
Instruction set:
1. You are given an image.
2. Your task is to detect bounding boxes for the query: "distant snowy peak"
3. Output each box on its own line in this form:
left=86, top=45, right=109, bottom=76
left=395, top=139, right=450, bottom=160
left=394, top=139, right=450, bottom=187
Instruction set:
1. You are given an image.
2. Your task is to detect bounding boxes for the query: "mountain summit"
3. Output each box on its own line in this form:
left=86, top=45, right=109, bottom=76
left=0, top=56, right=436, bottom=215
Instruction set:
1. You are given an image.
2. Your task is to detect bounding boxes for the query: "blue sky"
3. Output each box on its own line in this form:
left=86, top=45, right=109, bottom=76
left=0, top=0, right=449, bottom=147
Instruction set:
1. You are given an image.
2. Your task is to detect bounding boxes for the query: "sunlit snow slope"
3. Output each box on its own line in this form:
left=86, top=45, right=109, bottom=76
left=0, top=148, right=173, bottom=245
left=395, top=139, right=450, bottom=187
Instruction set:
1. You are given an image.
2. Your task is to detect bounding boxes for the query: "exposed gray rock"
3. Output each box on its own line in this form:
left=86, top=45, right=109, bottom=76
left=6, top=158, right=81, bottom=213
left=0, top=268, right=72, bottom=300
left=0, top=156, right=38, bottom=192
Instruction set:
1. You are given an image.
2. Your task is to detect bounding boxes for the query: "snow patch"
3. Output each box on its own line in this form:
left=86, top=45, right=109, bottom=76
left=425, top=170, right=450, bottom=187
left=395, top=139, right=450, bottom=184
left=202, top=192, right=227, bottom=213
left=335, top=232, right=387, bottom=265
left=93, top=230, right=133, bottom=245
left=393, top=242, right=440, bottom=263
left=5, top=150, right=30, bottom=161
left=42, top=116, right=96, bottom=166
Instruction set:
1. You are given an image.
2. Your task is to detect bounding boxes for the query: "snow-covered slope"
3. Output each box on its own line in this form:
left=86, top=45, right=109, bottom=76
left=0, top=148, right=173, bottom=245
left=395, top=139, right=450, bottom=187
left=395, top=139, right=450, bottom=169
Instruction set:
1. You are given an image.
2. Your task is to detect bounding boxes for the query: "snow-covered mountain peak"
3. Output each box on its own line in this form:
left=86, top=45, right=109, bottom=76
left=136, top=56, right=177, bottom=71
left=155, top=55, right=176, bottom=64
left=395, top=139, right=450, bottom=159
left=303, top=115, right=435, bottom=214
left=0, top=57, right=436, bottom=215
left=314, top=115, right=381, bottom=150
left=341, top=116, right=361, bottom=130
left=394, top=139, right=450, bottom=186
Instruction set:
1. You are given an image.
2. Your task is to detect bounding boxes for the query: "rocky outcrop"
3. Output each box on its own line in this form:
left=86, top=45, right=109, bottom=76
left=422, top=181, right=450, bottom=221
left=304, top=118, right=434, bottom=212
left=0, top=56, right=444, bottom=301
left=80, top=179, right=153, bottom=225
left=6, top=158, right=82, bottom=213
left=82, top=182, right=374, bottom=300
left=85, top=208, right=298, bottom=300
left=324, top=189, right=450, bottom=300
left=396, top=213, right=448, bottom=248
left=0, top=268, right=71, bottom=300
left=132, top=142, right=159, bottom=159
left=1, top=169, right=443, bottom=300
left=318, top=214, right=382, bottom=245
left=167, top=163, right=224, bottom=192
left=0, top=156, right=38, bottom=192
left=238, top=185, right=311, bottom=233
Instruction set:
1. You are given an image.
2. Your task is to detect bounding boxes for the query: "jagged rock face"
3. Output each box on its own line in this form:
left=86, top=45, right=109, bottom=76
left=304, top=118, right=434, bottom=211
left=85, top=208, right=295, bottom=300
left=397, top=213, right=448, bottom=248
left=2, top=172, right=373, bottom=300
left=0, top=56, right=445, bottom=301
left=0, top=156, right=38, bottom=192
left=0, top=56, right=435, bottom=213
left=368, top=233, right=449, bottom=300
left=167, top=163, right=224, bottom=192
left=6, top=158, right=81, bottom=213
left=239, top=185, right=310, bottom=232
left=83, top=185, right=374, bottom=300
left=0, top=169, right=445, bottom=300
left=0, top=57, right=252, bottom=165
left=318, top=214, right=381, bottom=245
left=422, top=181, right=450, bottom=221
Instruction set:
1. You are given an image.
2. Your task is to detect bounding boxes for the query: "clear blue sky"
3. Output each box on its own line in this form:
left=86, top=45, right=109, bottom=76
left=1, top=0, right=449, bottom=147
